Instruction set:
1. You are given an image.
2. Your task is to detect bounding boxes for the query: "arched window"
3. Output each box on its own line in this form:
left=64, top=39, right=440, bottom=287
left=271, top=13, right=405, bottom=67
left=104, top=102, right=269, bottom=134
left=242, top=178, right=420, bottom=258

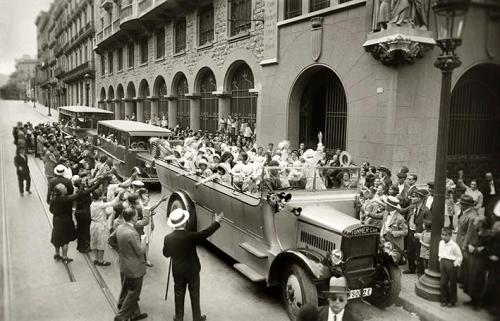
left=176, top=75, right=190, bottom=129
left=200, top=71, right=218, bottom=132
left=140, top=81, right=151, bottom=122
left=230, top=64, right=256, bottom=130
left=158, top=81, right=168, bottom=118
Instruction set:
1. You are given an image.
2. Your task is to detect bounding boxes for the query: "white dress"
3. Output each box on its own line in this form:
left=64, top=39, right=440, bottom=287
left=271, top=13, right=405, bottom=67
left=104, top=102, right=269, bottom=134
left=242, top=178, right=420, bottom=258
left=89, top=200, right=116, bottom=250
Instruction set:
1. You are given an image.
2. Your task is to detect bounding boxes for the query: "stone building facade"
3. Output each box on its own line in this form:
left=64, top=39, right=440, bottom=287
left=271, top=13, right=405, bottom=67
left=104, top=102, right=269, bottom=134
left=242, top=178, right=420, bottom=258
left=95, top=0, right=500, bottom=182
left=35, top=0, right=97, bottom=109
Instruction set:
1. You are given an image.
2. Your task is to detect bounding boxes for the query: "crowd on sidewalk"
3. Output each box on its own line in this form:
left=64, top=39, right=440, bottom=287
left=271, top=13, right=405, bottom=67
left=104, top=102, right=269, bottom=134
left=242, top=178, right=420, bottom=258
left=11, top=119, right=500, bottom=320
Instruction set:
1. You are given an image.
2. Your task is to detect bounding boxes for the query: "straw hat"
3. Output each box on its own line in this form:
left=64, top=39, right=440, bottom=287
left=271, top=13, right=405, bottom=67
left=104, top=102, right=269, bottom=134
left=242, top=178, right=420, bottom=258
left=459, top=194, right=475, bottom=207
left=382, top=196, right=402, bottom=210
left=167, top=208, right=190, bottom=228
left=54, top=164, right=66, bottom=176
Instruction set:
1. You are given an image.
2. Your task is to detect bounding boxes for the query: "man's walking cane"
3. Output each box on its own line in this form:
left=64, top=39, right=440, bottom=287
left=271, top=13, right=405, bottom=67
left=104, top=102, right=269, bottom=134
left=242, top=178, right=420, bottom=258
left=164, top=258, right=172, bottom=300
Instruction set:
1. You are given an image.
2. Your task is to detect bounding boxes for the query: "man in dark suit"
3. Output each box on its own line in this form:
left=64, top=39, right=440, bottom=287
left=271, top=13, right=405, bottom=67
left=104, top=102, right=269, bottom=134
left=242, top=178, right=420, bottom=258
left=14, top=147, right=31, bottom=196
left=403, top=189, right=431, bottom=275
left=480, top=172, right=498, bottom=212
left=163, top=209, right=224, bottom=321
left=47, top=164, right=74, bottom=204
left=109, top=207, right=148, bottom=321
left=297, top=276, right=353, bottom=321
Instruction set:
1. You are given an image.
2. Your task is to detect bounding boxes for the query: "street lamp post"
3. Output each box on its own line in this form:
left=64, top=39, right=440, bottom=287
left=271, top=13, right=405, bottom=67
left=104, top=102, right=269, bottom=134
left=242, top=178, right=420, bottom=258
left=84, top=73, right=91, bottom=106
left=415, top=0, right=470, bottom=301
left=47, top=89, right=52, bottom=117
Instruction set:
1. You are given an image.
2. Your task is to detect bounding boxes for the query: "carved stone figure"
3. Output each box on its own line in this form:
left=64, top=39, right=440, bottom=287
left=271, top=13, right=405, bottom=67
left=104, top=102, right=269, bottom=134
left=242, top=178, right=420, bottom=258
left=390, top=0, right=411, bottom=26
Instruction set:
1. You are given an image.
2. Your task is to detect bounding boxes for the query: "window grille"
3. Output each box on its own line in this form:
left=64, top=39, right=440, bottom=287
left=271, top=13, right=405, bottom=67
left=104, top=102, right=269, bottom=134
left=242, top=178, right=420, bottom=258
left=117, top=47, right=123, bottom=71
left=100, top=55, right=105, bottom=75
left=140, top=38, right=148, bottom=63
left=230, top=0, right=251, bottom=36
left=176, top=75, right=190, bottom=129
left=285, top=0, right=302, bottom=19
left=156, top=28, right=165, bottom=59
left=198, top=5, right=214, bottom=46
left=310, top=0, right=329, bottom=12
left=174, top=19, right=187, bottom=53
left=128, top=43, right=134, bottom=67
left=158, top=82, right=168, bottom=120
left=108, top=52, right=114, bottom=74
left=230, top=64, right=256, bottom=128
left=200, top=71, right=218, bottom=132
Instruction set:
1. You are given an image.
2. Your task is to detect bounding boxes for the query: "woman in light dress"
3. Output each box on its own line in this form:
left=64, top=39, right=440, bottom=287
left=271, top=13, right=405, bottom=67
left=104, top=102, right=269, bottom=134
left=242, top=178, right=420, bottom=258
left=89, top=190, right=121, bottom=266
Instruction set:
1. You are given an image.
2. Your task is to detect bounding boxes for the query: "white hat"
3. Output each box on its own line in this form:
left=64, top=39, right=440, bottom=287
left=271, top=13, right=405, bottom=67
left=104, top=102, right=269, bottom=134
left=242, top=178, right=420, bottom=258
left=382, top=196, right=402, bottom=210
left=197, top=158, right=208, bottom=167
left=131, top=180, right=144, bottom=187
left=303, top=149, right=316, bottom=159
left=54, top=164, right=66, bottom=176
left=167, top=208, right=190, bottom=228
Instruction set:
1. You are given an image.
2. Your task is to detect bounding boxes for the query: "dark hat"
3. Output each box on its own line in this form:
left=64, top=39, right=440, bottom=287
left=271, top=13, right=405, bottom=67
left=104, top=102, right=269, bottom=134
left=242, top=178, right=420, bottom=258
left=459, top=194, right=475, bottom=207
left=427, top=181, right=435, bottom=188
left=411, top=189, right=427, bottom=198
left=400, top=166, right=409, bottom=174
left=377, top=165, right=391, bottom=174
left=397, top=172, right=407, bottom=179
left=321, top=276, right=350, bottom=296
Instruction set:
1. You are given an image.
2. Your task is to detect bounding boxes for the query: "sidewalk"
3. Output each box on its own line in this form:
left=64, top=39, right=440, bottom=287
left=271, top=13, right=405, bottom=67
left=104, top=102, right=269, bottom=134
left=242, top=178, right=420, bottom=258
left=30, top=101, right=59, bottom=122
left=397, top=273, right=495, bottom=321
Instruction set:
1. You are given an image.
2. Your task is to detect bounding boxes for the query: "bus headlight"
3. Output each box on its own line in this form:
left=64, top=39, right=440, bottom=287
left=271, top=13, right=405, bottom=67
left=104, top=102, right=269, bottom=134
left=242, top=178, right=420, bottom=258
left=331, top=249, right=344, bottom=265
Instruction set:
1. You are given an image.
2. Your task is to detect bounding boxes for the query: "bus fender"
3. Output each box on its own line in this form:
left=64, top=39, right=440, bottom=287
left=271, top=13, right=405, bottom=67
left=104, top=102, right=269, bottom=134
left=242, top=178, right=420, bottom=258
left=267, top=249, right=331, bottom=287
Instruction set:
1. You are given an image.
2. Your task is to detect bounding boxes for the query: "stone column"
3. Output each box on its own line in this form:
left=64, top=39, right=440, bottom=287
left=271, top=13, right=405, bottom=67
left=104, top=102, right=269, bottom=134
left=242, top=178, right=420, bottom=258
left=136, top=99, right=144, bottom=122
left=167, top=97, right=177, bottom=129
left=215, top=92, right=231, bottom=118
left=107, top=100, right=114, bottom=112
left=188, top=94, right=200, bottom=131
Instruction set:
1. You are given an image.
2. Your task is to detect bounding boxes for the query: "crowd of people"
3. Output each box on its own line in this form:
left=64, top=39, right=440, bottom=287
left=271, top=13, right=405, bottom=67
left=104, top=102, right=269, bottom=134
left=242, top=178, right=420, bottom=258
left=12, top=119, right=500, bottom=319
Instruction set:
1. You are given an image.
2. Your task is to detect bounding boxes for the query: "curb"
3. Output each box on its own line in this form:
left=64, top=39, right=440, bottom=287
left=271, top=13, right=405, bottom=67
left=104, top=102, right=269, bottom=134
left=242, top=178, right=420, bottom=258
left=396, top=296, right=445, bottom=321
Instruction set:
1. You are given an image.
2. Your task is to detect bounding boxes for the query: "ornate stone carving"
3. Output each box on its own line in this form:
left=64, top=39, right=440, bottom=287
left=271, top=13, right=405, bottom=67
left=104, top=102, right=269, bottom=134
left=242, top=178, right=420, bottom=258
left=371, top=0, right=429, bottom=32
left=363, top=26, right=435, bottom=65
left=311, top=17, right=323, bottom=61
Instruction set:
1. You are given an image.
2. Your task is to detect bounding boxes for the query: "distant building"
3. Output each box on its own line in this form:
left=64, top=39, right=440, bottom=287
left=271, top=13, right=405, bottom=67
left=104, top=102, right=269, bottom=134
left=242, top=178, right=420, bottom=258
left=35, top=0, right=96, bottom=109
left=0, top=55, right=37, bottom=100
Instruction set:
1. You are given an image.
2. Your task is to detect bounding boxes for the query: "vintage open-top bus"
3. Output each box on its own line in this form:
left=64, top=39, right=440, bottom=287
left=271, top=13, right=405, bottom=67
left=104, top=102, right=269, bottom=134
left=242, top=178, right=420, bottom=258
left=153, top=155, right=402, bottom=321
left=58, top=106, right=114, bottom=138
left=95, top=120, right=174, bottom=182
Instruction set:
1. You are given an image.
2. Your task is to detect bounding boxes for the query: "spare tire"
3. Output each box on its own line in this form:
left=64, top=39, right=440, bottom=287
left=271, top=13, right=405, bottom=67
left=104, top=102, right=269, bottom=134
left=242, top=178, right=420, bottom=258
left=339, top=151, right=352, bottom=167
left=166, top=192, right=197, bottom=231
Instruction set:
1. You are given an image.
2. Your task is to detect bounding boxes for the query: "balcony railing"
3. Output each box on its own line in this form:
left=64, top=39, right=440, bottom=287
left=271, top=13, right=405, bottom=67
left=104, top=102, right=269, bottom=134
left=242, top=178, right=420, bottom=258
left=96, top=31, right=103, bottom=41
left=62, top=60, right=95, bottom=82
left=120, top=4, right=134, bottom=20
left=54, top=66, right=66, bottom=78
left=138, top=0, right=153, bottom=15
left=103, top=24, right=112, bottom=38
left=112, top=18, right=120, bottom=31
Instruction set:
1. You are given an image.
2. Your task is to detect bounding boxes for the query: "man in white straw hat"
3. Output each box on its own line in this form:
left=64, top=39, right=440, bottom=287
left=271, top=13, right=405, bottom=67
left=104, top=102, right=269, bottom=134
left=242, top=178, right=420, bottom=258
left=297, top=276, right=353, bottom=321
left=380, top=196, right=408, bottom=257
left=163, top=209, right=224, bottom=321
left=47, top=164, right=74, bottom=204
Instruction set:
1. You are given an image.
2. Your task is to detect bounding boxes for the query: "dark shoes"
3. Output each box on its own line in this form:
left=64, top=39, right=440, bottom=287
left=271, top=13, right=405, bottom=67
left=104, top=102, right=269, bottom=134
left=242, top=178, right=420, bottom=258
left=53, top=254, right=62, bottom=261
left=402, top=270, right=415, bottom=274
left=440, top=302, right=447, bottom=307
left=78, top=248, right=90, bottom=253
left=62, top=257, right=73, bottom=264
left=94, top=260, right=111, bottom=266
left=131, top=313, right=148, bottom=320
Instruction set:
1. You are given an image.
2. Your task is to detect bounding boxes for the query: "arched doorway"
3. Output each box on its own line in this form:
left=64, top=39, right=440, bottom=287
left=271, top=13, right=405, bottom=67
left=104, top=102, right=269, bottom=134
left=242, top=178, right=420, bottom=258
left=126, top=82, right=137, bottom=120
left=116, top=84, right=125, bottom=119
left=153, top=76, right=168, bottom=122
left=173, top=73, right=190, bottom=129
left=198, top=68, right=218, bottom=132
left=107, top=86, right=115, bottom=113
left=448, top=63, right=500, bottom=181
left=289, top=66, right=347, bottom=151
left=139, top=79, right=151, bottom=122
left=99, top=87, right=106, bottom=110
left=229, top=63, right=257, bottom=129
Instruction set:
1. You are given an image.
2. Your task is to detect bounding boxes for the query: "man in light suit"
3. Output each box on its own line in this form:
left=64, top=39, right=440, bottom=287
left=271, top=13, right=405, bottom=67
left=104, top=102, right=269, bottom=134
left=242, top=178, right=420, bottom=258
left=109, top=208, right=148, bottom=321
left=297, top=276, right=353, bottom=321
left=163, top=209, right=224, bottom=321
left=381, top=196, right=408, bottom=258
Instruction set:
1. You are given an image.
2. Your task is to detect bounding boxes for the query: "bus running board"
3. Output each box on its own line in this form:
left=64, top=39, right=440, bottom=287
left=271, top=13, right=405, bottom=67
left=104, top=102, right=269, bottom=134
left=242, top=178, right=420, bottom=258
left=233, top=263, right=266, bottom=282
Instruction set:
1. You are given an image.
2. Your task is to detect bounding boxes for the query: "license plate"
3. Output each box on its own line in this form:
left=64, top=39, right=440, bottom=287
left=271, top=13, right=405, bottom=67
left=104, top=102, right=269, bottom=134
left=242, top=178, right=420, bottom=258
left=348, top=287, right=372, bottom=299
